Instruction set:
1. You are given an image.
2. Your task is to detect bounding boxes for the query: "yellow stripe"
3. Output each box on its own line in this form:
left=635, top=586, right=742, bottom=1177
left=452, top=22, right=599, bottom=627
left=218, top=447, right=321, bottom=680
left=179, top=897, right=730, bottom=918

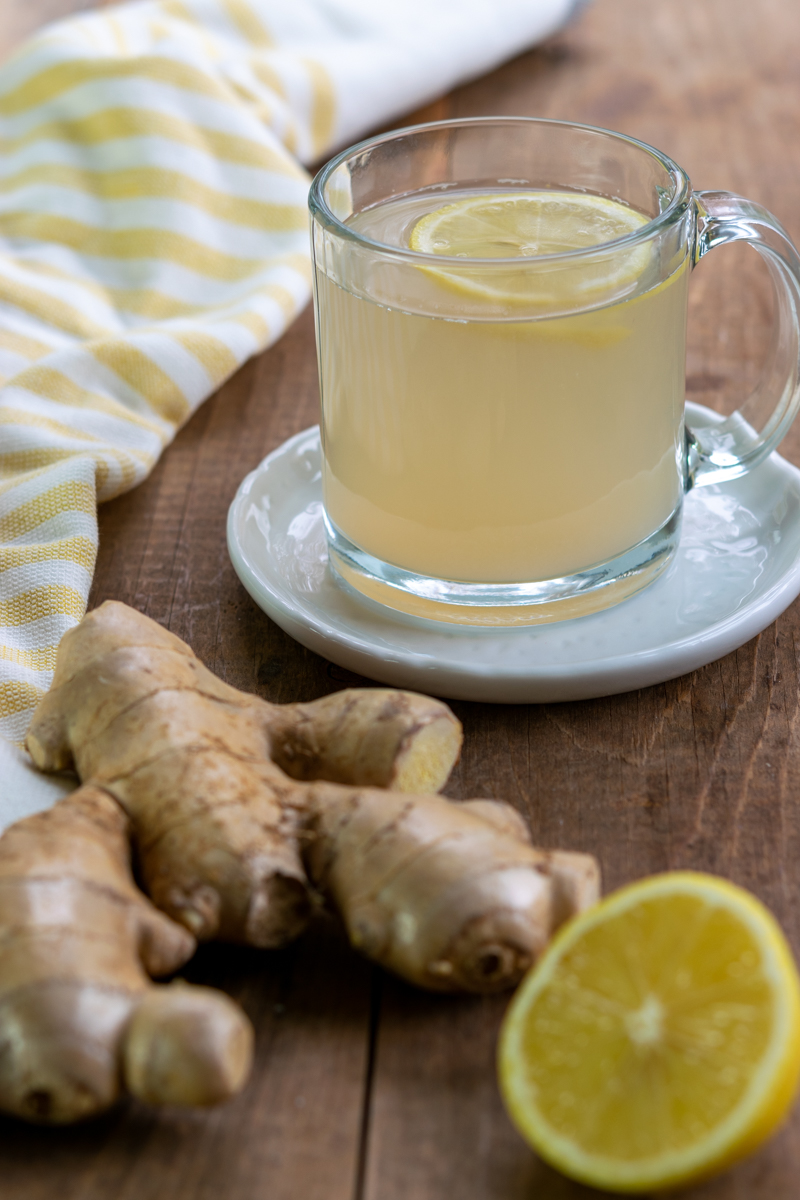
left=221, top=0, right=273, bottom=47
left=11, top=365, right=169, bottom=437
left=0, top=584, right=86, bottom=626
left=302, top=59, right=336, bottom=156
left=111, top=288, right=208, bottom=320
left=282, top=250, right=313, bottom=283
left=0, top=448, right=76, bottom=473
left=0, top=449, right=125, bottom=497
left=0, top=405, right=105, bottom=447
left=173, top=331, right=238, bottom=385
left=34, top=259, right=308, bottom=323
left=0, top=478, right=95, bottom=542
left=0, top=272, right=111, bottom=340
left=14, top=261, right=271, bottom=361
left=0, top=680, right=46, bottom=721
left=0, top=642, right=61, bottom=672
left=0, top=107, right=309, bottom=179
left=115, top=275, right=307, bottom=323
left=0, top=329, right=54, bottom=361
left=159, top=0, right=221, bottom=62
left=0, top=163, right=306, bottom=232
left=0, top=463, right=75, bottom=499
left=5, top=266, right=210, bottom=330
left=0, top=535, right=96, bottom=574
left=108, top=15, right=129, bottom=55
left=230, top=309, right=270, bottom=345
left=0, top=409, right=155, bottom=476
left=90, top=342, right=190, bottom=425
left=0, top=55, right=241, bottom=117
left=149, top=18, right=174, bottom=41
left=2, top=250, right=309, bottom=340
left=11, top=258, right=112, bottom=304
left=252, top=61, right=286, bottom=99
left=226, top=76, right=290, bottom=153
left=2, top=213, right=272, bottom=283
left=281, top=121, right=298, bottom=159
left=253, top=273, right=311, bottom=319
left=12, top=367, right=104, bottom=410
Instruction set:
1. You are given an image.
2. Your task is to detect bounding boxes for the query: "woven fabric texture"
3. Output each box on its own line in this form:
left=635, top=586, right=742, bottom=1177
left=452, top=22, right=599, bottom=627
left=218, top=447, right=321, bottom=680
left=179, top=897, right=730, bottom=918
left=0, top=0, right=574, bottom=779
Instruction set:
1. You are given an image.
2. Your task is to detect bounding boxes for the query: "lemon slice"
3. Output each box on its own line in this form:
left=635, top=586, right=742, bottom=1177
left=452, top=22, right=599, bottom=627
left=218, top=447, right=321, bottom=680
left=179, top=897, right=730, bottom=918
left=409, top=191, right=651, bottom=307
left=498, top=872, right=800, bottom=1194
left=410, top=191, right=648, bottom=257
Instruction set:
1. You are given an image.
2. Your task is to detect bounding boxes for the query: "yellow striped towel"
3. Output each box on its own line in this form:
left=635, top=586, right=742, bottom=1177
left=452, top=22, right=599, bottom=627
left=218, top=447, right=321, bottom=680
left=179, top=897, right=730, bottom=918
left=0, top=0, right=579, bottom=822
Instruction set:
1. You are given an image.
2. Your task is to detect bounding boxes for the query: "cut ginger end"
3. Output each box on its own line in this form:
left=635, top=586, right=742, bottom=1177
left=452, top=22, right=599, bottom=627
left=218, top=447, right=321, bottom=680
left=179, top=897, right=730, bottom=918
left=392, top=716, right=463, bottom=793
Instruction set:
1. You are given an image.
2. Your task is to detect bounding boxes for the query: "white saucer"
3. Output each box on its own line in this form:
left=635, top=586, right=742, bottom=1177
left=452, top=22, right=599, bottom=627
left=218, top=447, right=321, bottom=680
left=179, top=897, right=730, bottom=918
left=227, top=404, right=800, bottom=703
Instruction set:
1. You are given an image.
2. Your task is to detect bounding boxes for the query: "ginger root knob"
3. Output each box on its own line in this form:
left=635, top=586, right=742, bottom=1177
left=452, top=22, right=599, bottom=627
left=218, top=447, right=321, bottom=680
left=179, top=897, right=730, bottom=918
left=125, top=984, right=253, bottom=1107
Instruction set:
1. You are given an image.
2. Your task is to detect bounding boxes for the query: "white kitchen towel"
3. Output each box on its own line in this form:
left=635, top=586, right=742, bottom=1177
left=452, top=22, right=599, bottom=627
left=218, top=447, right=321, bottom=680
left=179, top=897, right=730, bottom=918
left=0, top=0, right=582, bottom=824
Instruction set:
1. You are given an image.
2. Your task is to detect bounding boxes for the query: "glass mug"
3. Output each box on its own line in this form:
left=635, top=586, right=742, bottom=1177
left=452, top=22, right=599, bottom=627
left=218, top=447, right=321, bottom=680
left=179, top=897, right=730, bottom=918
left=309, top=118, right=800, bottom=626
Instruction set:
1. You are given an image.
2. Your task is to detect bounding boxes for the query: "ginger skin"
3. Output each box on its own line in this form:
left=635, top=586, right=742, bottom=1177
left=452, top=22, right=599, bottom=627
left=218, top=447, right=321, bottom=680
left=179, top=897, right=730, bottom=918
left=26, top=601, right=600, bottom=1000
left=305, top=790, right=600, bottom=992
left=0, top=786, right=252, bottom=1124
left=27, top=602, right=462, bottom=948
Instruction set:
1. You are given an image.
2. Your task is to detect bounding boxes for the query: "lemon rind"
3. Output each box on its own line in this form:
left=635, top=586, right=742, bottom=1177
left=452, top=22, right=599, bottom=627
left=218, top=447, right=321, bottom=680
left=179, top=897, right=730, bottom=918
left=408, top=191, right=652, bottom=310
left=498, top=871, right=800, bottom=1193
left=409, top=191, right=648, bottom=258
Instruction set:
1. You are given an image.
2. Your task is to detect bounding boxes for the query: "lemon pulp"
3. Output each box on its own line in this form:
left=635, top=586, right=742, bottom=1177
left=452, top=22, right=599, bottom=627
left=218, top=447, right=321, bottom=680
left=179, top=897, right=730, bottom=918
left=409, top=190, right=648, bottom=257
left=498, top=872, right=800, bottom=1193
left=408, top=190, right=651, bottom=306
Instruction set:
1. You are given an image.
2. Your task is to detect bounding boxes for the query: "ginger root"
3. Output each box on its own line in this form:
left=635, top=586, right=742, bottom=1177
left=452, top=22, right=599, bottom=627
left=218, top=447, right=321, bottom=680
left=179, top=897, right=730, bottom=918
left=26, top=602, right=463, bottom=948
left=306, top=790, right=600, bottom=992
left=0, top=785, right=252, bottom=1124
left=26, top=601, right=599, bottom=1001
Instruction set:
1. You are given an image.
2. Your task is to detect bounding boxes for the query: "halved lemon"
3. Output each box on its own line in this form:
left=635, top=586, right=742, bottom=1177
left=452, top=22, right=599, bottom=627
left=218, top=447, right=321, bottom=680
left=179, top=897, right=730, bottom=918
left=408, top=191, right=651, bottom=308
left=498, top=872, right=800, bottom=1194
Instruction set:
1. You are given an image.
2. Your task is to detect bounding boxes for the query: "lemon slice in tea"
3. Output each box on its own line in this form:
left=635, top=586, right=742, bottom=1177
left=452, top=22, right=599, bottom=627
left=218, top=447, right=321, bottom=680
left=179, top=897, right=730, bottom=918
left=410, top=190, right=647, bottom=257
left=498, top=872, right=800, bottom=1194
left=409, top=191, right=651, bottom=307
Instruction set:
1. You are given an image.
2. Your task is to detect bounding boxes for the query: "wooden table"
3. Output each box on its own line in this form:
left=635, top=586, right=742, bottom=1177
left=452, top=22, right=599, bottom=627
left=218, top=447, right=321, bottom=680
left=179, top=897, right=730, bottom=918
left=5, top=0, right=800, bottom=1195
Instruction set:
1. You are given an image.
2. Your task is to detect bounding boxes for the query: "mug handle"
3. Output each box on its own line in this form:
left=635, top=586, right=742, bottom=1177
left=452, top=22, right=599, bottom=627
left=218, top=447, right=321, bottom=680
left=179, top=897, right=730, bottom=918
left=685, top=190, right=800, bottom=488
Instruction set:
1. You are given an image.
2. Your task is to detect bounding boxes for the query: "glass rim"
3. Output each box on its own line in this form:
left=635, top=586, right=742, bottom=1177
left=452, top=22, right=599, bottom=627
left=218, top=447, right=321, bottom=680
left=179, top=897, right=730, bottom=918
left=308, top=115, right=692, bottom=267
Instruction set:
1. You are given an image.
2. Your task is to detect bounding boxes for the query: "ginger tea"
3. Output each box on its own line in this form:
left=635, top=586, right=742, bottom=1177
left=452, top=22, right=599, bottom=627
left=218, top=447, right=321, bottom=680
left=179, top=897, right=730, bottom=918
left=315, top=189, right=689, bottom=584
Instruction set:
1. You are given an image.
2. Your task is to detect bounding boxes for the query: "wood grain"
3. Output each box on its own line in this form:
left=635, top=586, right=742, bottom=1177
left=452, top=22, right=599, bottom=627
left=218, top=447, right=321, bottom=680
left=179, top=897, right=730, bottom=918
left=5, top=0, right=800, bottom=1196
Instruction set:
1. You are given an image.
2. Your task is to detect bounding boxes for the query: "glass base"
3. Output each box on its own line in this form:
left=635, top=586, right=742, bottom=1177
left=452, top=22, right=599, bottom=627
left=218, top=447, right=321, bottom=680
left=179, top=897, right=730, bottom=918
left=325, top=506, right=682, bottom=627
